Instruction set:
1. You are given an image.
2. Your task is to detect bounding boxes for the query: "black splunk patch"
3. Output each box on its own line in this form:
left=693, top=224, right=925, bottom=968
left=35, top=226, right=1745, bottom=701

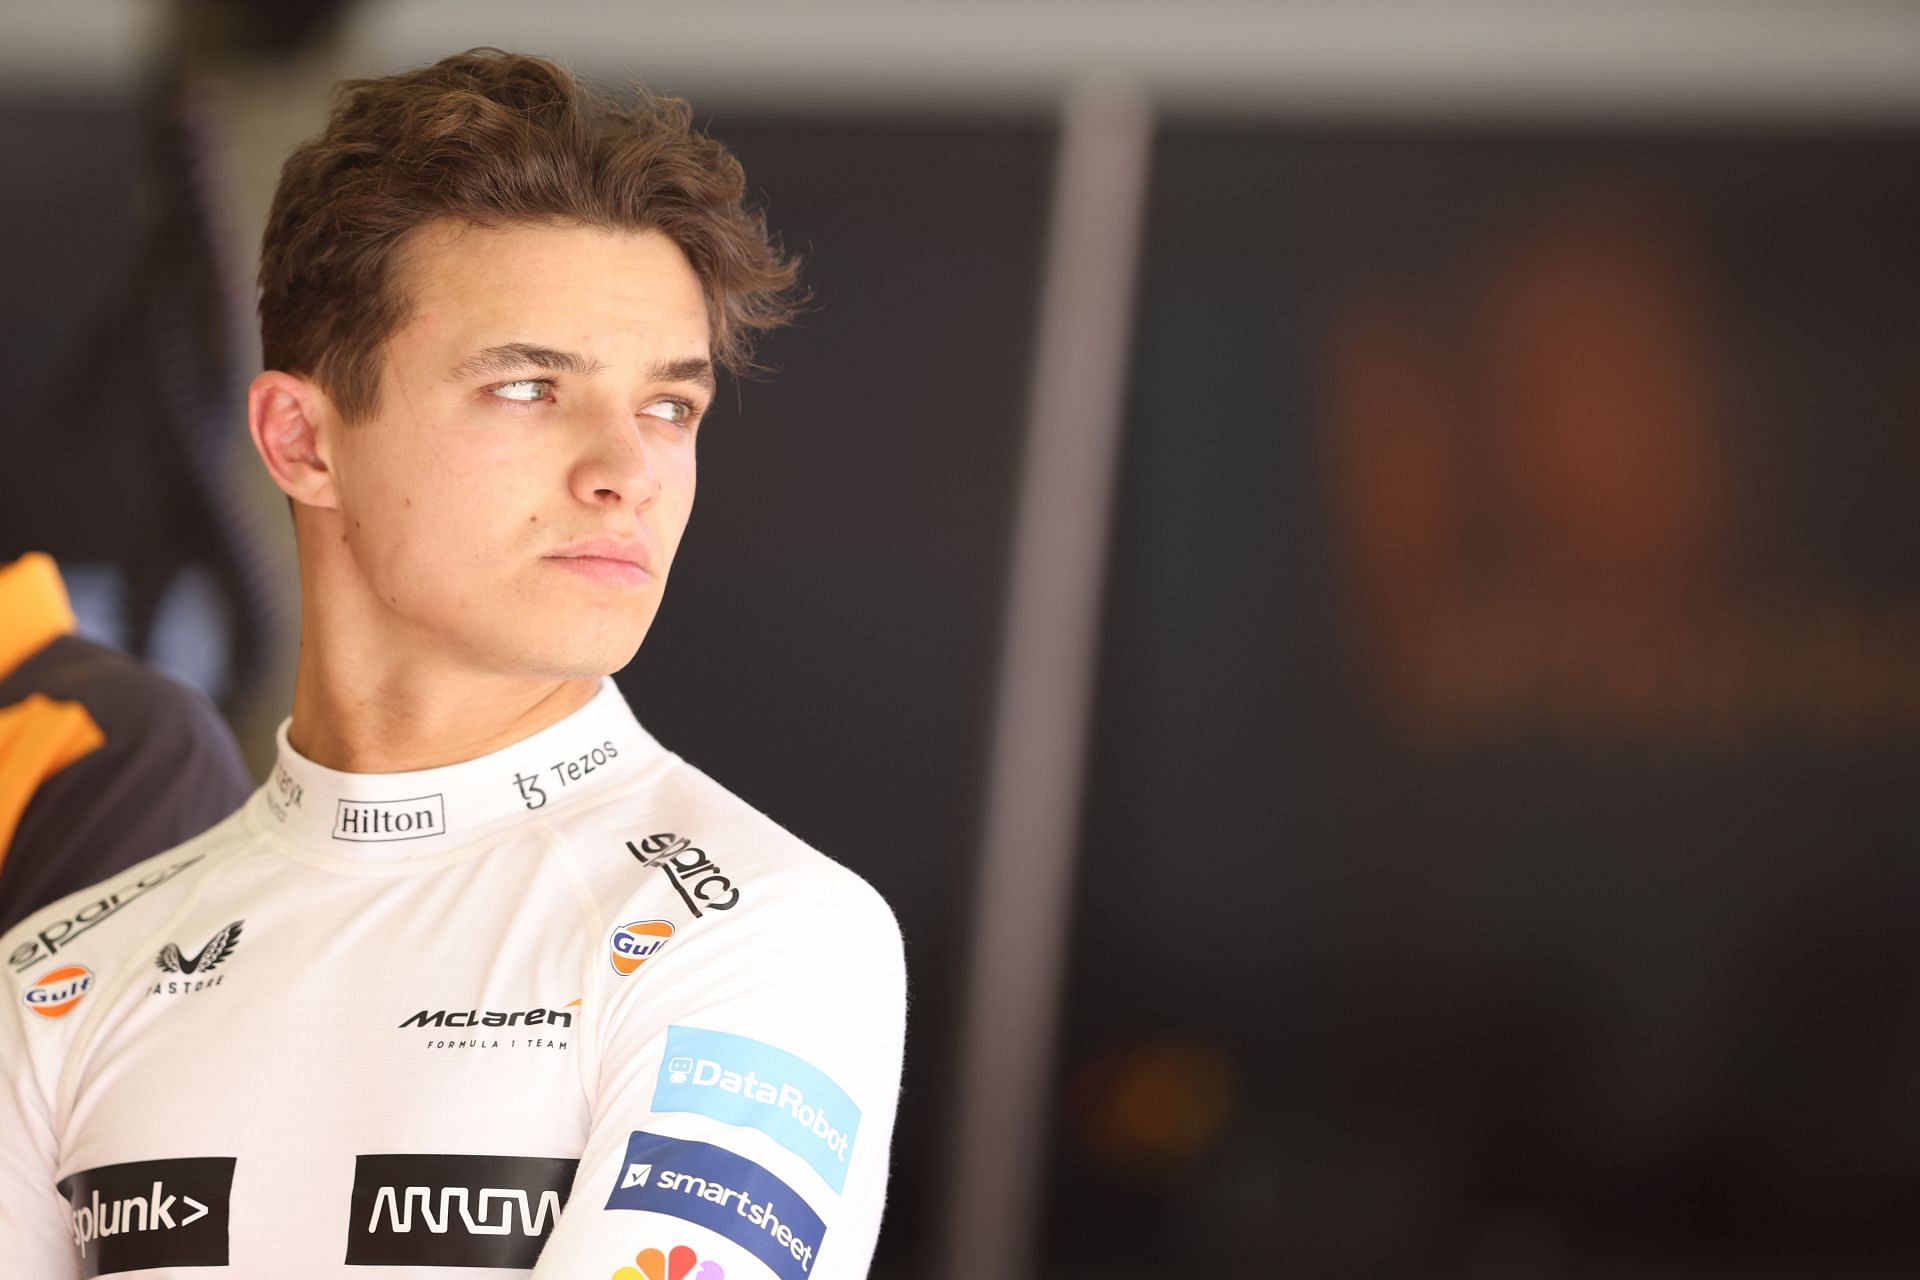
left=345, top=1153, right=579, bottom=1267
left=57, top=1156, right=236, bottom=1277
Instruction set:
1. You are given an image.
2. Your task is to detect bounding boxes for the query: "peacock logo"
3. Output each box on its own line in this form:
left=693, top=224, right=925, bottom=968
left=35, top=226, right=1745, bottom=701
left=613, top=1245, right=724, bottom=1280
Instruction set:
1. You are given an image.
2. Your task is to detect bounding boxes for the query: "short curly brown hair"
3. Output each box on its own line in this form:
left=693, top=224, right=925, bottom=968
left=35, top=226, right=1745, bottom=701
left=258, top=48, right=802, bottom=423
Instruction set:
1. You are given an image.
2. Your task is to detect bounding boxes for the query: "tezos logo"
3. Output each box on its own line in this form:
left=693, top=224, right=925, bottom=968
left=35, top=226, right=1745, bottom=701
left=613, top=1244, right=726, bottom=1280
left=333, top=793, right=446, bottom=842
left=59, top=1156, right=236, bottom=1275
left=512, top=737, right=621, bottom=810
left=149, top=921, right=243, bottom=997
left=627, top=833, right=741, bottom=917
left=24, top=965, right=93, bottom=1018
left=610, top=920, right=674, bottom=976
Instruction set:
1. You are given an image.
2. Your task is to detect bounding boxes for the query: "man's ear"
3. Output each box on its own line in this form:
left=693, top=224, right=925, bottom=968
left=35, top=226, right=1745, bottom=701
left=247, top=370, right=340, bottom=510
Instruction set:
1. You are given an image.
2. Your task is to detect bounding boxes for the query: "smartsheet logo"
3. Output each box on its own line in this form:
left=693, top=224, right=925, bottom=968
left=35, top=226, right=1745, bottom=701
left=653, top=1025, right=861, bottom=1193
left=333, top=794, right=446, bottom=842
left=605, top=1132, right=825, bottom=1280
left=57, top=1157, right=235, bottom=1277
left=345, top=1153, right=578, bottom=1268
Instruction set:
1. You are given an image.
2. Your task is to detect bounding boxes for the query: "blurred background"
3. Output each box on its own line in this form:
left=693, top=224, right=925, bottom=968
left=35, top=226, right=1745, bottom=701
left=4, top=1, right=1920, bottom=1275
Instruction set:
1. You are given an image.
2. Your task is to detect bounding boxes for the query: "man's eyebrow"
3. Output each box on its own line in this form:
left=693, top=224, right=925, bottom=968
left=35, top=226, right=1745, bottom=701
left=448, top=343, right=607, bottom=380
left=447, top=344, right=715, bottom=393
left=648, top=356, right=716, bottom=393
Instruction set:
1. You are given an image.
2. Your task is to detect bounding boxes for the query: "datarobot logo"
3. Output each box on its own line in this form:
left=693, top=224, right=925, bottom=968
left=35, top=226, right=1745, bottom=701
left=346, top=1153, right=579, bottom=1268
left=654, top=1026, right=862, bottom=1193
left=10, top=854, right=205, bottom=973
left=628, top=833, right=741, bottom=917
left=58, top=1156, right=235, bottom=1277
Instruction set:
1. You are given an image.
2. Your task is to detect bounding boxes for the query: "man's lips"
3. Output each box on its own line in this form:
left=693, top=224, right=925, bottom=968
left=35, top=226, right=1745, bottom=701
left=546, top=536, right=655, bottom=587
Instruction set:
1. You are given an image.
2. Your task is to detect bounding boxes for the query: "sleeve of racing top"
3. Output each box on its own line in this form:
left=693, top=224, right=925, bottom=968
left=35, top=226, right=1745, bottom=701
left=532, top=866, right=907, bottom=1280
left=0, top=955, right=82, bottom=1278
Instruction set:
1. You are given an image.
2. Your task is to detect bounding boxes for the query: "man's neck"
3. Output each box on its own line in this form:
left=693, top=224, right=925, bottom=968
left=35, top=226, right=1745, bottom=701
left=287, top=646, right=602, bottom=774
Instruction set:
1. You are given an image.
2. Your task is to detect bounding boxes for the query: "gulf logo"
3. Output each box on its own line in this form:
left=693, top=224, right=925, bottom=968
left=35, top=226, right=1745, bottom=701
left=24, top=965, right=93, bottom=1018
left=610, top=920, right=674, bottom=977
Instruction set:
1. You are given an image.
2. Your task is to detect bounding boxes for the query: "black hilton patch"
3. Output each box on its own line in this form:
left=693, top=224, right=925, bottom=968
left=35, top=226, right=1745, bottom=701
left=58, top=1157, right=235, bottom=1277
left=345, top=1153, right=578, bottom=1267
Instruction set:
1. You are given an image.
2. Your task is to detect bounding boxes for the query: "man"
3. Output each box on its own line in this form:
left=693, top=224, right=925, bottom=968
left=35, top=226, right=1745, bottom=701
left=0, top=49, right=905, bottom=1279
left=0, top=552, right=252, bottom=934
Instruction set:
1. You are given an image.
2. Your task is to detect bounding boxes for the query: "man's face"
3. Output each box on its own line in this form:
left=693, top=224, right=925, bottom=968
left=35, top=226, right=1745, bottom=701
left=320, top=220, right=713, bottom=679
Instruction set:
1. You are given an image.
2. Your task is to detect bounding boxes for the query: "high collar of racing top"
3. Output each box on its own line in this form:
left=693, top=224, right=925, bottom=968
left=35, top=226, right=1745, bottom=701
left=255, top=676, right=666, bottom=861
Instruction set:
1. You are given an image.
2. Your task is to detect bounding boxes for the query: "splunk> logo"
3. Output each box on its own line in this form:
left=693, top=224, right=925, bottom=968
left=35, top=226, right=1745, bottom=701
left=333, top=793, right=446, bottom=842
left=24, top=965, right=93, bottom=1018
left=58, top=1156, right=236, bottom=1275
left=610, top=920, right=674, bottom=976
left=613, top=1245, right=726, bottom=1280
left=345, top=1153, right=579, bottom=1268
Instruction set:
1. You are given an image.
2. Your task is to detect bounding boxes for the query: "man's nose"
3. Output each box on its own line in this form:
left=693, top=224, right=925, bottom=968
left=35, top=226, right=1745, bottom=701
left=574, top=413, right=663, bottom=508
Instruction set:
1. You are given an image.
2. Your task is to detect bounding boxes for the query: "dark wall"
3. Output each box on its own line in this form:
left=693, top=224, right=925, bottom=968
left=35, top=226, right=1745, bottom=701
left=1045, top=125, right=1920, bottom=1279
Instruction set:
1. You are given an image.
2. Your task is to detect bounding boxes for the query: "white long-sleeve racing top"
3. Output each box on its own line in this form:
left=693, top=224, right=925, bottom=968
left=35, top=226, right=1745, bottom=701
left=0, top=677, right=906, bottom=1279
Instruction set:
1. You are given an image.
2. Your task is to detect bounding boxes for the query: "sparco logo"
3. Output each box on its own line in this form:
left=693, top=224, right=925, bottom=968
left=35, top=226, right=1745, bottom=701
left=345, top=1153, right=578, bottom=1268
left=628, top=833, right=741, bottom=916
left=10, top=854, right=205, bottom=972
left=57, top=1157, right=235, bottom=1277
left=333, top=794, right=446, bottom=842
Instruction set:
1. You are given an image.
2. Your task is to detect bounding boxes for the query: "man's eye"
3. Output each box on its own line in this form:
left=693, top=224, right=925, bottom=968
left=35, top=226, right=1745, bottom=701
left=491, top=379, right=554, bottom=403
left=643, top=398, right=699, bottom=427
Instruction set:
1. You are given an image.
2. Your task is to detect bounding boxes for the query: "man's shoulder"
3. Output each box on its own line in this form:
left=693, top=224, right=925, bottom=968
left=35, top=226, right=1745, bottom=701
left=555, top=754, right=898, bottom=946
left=1, top=807, right=249, bottom=988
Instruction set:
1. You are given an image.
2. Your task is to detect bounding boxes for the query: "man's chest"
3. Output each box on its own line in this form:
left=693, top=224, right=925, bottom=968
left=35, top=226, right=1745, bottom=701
left=51, top=873, right=598, bottom=1274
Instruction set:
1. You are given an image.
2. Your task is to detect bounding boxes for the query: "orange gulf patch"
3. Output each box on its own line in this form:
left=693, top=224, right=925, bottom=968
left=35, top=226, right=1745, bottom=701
left=24, top=964, right=93, bottom=1018
left=608, top=920, right=674, bottom=977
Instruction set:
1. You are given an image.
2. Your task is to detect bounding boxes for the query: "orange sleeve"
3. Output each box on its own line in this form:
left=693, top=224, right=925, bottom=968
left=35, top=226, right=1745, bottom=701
left=0, top=693, right=107, bottom=869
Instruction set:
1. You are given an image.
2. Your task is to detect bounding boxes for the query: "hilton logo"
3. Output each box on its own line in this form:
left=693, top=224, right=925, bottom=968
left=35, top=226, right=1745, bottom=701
left=333, top=795, right=447, bottom=843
